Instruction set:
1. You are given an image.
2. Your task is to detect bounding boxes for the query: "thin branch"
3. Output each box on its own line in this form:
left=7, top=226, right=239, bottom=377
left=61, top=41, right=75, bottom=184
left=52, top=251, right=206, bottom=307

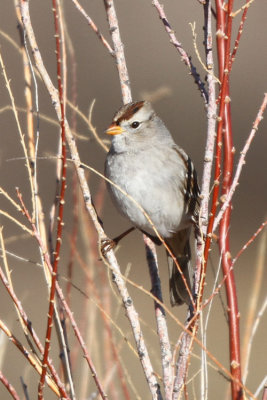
left=200, top=219, right=267, bottom=314
left=196, top=4, right=218, bottom=395
left=232, top=220, right=267, bottom=268
left=213, top=93, right=267, bottom=231
left=217, top=2, right=243, bottom=398
left=38, top=0, right=68, bottom=396
left=71, top=0, right=115, bottom=56
left=0, top=370, right=20, bottom=400
left=16, top=187, right=108, bottom=399
left=177, top=1, right=217, bottom=398
left=143, top=235, right=173, bottom=399
left=0, top=209, right=32, bottom=236
left=229, top=0, right=250, bottom=71
left=230, top=0, right=255, bottom=18
left=88, top=99, right=109, bottom=152
left=152, top=0, right=208, bottom=104
left=0, top=48, right=35, bottom=217
left=172, top=324, right=192, bottom=400
left=103, top=0, right=132, bottom=104
left=0, top=266, right=70, bottom=399
left=0, top=319, right=61, bottom=397
left=190, top=21, right=220, bottom=84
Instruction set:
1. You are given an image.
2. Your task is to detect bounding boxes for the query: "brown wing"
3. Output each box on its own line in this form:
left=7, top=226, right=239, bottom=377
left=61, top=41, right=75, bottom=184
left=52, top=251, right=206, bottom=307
left=174, top=146, right=200, bottom=221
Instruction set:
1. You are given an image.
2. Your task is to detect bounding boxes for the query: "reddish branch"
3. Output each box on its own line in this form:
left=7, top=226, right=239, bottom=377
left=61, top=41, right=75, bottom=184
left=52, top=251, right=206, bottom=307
left=0, top=267, right=70, bottom=399
left=0, top=319, right=61, bottom=397
left=218, top=5, right=243, bottom=400
left=38, top=1, right=67, bottom=397
left=229, top=1, right=250, bottom=72
left=16, top=188, right=108, bottom=399
left=201, top=1, right=243, bottom=399
left=0, top=371, right=20, bottom=400
left=191, top=1, right=255, bottom=398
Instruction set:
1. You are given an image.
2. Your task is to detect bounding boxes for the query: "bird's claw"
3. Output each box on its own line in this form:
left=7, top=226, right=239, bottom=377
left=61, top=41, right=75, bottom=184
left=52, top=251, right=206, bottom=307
left=101, top=237, right=117, bottom=257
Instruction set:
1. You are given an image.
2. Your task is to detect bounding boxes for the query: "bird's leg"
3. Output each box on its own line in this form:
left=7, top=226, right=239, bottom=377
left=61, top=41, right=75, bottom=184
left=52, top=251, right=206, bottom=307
left=140, top=230, right=162, bottom=246
left=101, top=227, right=136, bottom=256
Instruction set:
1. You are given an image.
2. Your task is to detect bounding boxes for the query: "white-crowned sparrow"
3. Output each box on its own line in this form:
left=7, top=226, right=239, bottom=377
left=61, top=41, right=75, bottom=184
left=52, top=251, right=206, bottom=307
left=104, top=101, right=200, bottom=306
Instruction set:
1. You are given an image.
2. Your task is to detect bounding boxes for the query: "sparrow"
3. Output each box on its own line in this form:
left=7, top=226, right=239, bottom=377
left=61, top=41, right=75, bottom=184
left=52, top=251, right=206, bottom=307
left=104, top=101, right=200, bottom=306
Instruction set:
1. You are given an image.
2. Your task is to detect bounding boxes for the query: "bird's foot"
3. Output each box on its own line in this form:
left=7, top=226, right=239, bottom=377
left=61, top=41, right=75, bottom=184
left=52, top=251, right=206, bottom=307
left=100, top=237, right=117, bottom=257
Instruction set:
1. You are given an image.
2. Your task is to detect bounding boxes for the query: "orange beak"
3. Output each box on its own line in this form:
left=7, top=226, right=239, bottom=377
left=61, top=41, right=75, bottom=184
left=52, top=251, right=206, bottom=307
left=105, top=124, right=124, bottom=135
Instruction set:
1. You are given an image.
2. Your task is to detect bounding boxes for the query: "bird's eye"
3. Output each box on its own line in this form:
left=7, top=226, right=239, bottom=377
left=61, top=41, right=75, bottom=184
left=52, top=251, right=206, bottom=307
left=131, top=121, right=140, bottom=129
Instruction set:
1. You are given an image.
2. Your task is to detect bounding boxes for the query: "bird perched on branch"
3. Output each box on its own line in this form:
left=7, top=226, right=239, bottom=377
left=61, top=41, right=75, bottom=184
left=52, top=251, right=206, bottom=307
left=104, top=101, right=200, bottom=306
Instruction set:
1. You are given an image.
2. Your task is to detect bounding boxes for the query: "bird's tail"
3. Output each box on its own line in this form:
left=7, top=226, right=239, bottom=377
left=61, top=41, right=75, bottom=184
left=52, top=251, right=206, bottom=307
left=166, top=228, right=193, bottom=306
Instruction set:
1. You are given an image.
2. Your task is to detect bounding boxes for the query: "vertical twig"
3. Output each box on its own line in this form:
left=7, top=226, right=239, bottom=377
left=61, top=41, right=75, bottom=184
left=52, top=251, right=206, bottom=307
left=144, top=235, right=173, bottom=400
left=174, top=1, right=218, bottom=398
left=38, top=0, right=68, bottom=397
left=14, top=0, right=51, bottom=285
left=0, top=48, right=35, bottom=221
left=197, top=3, right=218, bottom=397
left=172, top=326, right=192, bottom=400
left=206, top=2, right=243, bottom=398
left=218, top=3, right=243, bottom=398
left=199, top=0, right=218, bottom=237
left=103, top=0, right=132, bottom=104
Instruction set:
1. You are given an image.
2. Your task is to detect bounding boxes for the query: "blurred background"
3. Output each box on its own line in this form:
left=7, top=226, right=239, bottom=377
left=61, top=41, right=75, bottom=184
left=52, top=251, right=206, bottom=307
left=0, top=1, right=266, bottom=399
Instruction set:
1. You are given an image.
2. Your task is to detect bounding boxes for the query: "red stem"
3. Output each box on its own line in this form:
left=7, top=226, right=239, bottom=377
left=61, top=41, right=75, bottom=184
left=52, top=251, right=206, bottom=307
left=0, top=371, right=20, bottom=400
left=220, top=96, right=242, bottom=399
left=0, top=266, right=70, bottom=399
left=201, top=2, right=243, bottom=398
left=217, top=2, right=243, bottom=399
left=229, top=2, right=249, bottom=72
left=38, top=1, right=67, bottom=398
